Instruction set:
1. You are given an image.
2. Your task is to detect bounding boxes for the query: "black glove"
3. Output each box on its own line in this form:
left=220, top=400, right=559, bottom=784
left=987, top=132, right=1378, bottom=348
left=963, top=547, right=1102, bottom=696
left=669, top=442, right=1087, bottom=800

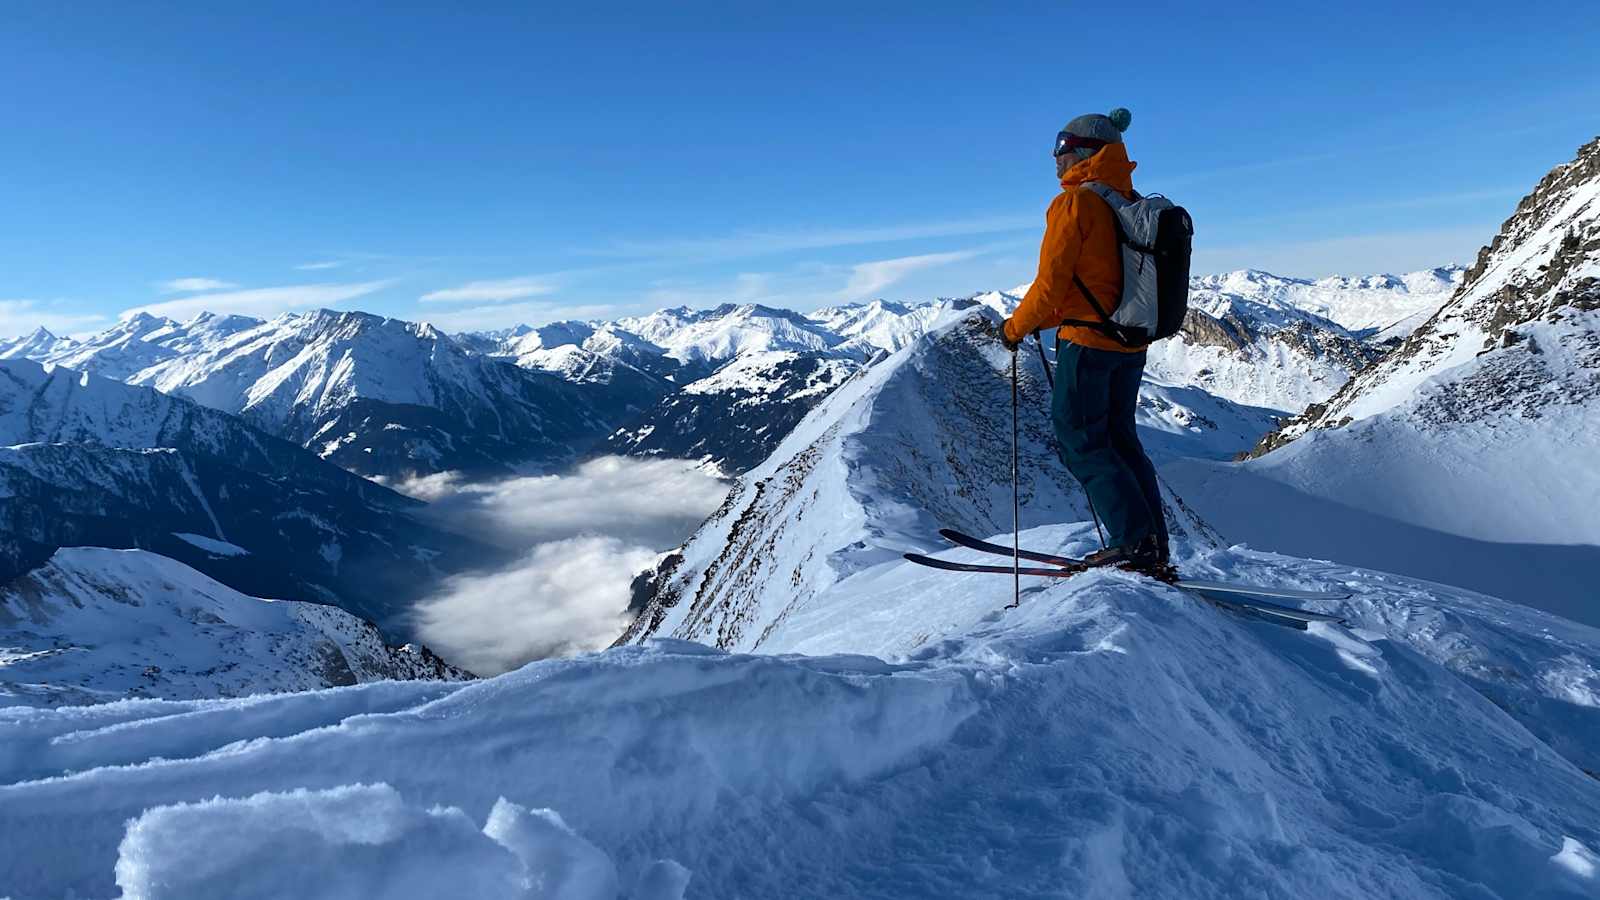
left=1000, top=323, right=1022, bottom=353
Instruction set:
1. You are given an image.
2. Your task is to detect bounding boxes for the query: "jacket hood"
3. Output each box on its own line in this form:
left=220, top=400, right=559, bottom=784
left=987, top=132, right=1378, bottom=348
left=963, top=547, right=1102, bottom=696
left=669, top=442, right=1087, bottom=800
left=1060, top=142, right=1136, bottom=193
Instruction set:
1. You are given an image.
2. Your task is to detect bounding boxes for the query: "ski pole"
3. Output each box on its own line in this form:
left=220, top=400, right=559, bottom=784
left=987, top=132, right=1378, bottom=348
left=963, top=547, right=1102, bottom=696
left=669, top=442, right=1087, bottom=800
left=1011, top=349, right=1021, bottom=608
left=1086, top=494, right=1108, bottom=550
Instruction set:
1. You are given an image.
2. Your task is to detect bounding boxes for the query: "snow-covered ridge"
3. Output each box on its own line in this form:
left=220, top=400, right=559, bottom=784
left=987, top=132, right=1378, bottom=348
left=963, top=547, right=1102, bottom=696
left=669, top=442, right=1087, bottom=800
left=115, top=308, right=616, bottom=477
left=620, top=304, right=1223, bottom=650
left=0, top=548, right=469, bottom=707
left=807, top=298, right=948, bottom=354
left=1266, top=137, right=1598, bottom=439
left=1191, top=267, right=1462, bottom=337
left=0, top=326, right=77, bottom=361
left=614, top=302, right=844, bottom=364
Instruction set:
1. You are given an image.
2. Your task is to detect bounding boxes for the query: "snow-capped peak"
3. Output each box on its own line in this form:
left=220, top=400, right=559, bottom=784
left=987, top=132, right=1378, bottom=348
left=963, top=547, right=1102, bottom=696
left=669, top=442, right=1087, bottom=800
left=0, top=326, right=76, bottom=360
left=615, top=301, right=842, bottom=364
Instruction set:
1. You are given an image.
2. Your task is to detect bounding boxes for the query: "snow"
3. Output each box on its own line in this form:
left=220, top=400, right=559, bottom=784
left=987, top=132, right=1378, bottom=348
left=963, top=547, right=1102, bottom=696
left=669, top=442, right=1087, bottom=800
left=6, top=263, right=1600, bottom=896
left=172, top=532, right=249, bottom=556
left=1192, top=267, right=1462, bottom=337
left=5, top=535, right=1600, bottom=898
left=614, top=303, right=842, bottom=364
left=113, top=786, right=642, bottom=900
left=1553, top=837, right=1600, bottom=879
left=620, top=305, right=1222, bottom=651
left=1183, top=139, right=1600, bottom=625
left=0, top=548, right=466, bottom=706
left=677, top=349, right=852, bottom=403
left=807, top=298, right=945, bottom=353
left=0, top=326, right=77, bottom=361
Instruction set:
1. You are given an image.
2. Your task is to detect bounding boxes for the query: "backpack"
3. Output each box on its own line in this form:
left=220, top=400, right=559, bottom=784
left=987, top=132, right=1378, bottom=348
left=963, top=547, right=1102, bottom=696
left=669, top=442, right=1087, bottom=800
left=1061, top=183, right=1193, bottom=348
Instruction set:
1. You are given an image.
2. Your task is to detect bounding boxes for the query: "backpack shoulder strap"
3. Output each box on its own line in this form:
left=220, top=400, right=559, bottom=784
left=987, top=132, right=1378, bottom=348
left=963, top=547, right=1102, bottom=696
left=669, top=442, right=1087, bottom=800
left=1081, top=181, right=1134, bottom=208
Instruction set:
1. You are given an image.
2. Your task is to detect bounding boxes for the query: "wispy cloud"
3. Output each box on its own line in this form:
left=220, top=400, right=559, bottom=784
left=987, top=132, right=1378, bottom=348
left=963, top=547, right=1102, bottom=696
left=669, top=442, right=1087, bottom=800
left=837, top=249, right=983, bottom=301
left=0, top=299, right=111, bottom=340
left=420, top=276, right=558, bottom=304
left=598, top=215, right=1035, bottom=263
left=121, top=280, right=396, bottom=322
left=160, top=277, right=239, bottom=293
left=294, top=260, right=345, bottom=271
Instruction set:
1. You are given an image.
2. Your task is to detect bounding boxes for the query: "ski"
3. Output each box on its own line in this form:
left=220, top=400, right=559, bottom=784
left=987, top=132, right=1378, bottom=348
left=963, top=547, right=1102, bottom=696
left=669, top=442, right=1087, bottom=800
left=902, top=552, right=1087, bottom=578
left=920, top=529, right=1351, bottom=626
left=904, top=551, right=1338, bottom=627
left=938, top=527, right=1088, bottom=568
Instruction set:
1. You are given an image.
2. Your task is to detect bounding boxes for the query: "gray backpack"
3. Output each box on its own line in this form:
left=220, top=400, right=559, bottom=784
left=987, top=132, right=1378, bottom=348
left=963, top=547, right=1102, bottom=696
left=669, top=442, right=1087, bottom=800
left=1062, top=183, right=1194, bottom=348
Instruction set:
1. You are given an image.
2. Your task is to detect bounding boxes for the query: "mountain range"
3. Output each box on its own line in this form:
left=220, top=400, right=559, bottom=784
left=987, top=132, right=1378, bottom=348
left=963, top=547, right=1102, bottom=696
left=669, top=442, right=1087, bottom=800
left=0, top=358, right=497, bottom=639
left=1, top=265, right=1458, bottom=481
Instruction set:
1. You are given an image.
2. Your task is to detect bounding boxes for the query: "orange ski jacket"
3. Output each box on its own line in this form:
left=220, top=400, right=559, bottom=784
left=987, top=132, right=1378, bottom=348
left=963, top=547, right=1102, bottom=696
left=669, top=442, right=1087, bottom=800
left=1003, top=143, right=1141, bottom=353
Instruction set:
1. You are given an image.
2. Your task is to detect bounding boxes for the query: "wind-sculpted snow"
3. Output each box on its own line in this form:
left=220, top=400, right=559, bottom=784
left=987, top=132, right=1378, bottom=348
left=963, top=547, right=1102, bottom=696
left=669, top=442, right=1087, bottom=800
left=4, top=535, right=1598, bottom=898
left=0, top=548, right=468, bottom=707
left=114, top=786, right=642, bottom=900
left=0, top=639, right=976, bottom=898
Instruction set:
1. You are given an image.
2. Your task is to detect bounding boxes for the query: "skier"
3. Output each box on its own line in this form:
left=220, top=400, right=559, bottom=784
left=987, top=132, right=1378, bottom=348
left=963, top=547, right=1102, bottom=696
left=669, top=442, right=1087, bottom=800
left=1000, top=108, right=1170, bottom=573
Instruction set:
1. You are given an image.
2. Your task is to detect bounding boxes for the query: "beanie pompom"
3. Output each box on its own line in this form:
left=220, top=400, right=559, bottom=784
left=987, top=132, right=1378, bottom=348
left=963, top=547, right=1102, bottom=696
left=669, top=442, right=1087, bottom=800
left=1108, top=107, right=1132, bottom=133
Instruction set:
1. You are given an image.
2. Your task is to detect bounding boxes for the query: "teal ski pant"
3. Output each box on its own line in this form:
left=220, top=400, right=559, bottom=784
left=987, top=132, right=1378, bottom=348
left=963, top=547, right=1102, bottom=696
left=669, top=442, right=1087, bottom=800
left=1050, top=340, right=1168, bottom=551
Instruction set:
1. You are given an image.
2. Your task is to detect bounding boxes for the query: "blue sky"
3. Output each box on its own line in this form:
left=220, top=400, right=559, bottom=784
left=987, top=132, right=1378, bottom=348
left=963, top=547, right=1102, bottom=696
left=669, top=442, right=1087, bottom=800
left=3, top=1, right=1597, bottom=337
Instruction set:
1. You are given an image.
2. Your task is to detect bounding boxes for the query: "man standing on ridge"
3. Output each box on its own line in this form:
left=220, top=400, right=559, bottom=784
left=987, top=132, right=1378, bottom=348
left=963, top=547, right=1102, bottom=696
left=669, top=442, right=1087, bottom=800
left=1001, top=107, right=1170, bottom=573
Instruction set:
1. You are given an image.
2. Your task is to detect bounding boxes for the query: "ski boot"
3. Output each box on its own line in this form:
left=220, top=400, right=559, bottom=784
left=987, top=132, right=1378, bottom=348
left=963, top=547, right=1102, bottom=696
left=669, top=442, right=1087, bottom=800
left=1083, top=535, right=1179, bottom=583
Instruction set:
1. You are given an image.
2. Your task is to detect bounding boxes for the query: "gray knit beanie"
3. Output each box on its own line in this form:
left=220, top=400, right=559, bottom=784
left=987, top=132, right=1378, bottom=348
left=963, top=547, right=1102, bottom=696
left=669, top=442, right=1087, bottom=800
left=1061, top=108, right=1133, bottom=159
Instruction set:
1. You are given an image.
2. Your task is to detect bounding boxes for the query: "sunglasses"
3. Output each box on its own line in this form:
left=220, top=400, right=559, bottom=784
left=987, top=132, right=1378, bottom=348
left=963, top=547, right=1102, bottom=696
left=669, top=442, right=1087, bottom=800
left=1054, top=131, right=1108, bottom=157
